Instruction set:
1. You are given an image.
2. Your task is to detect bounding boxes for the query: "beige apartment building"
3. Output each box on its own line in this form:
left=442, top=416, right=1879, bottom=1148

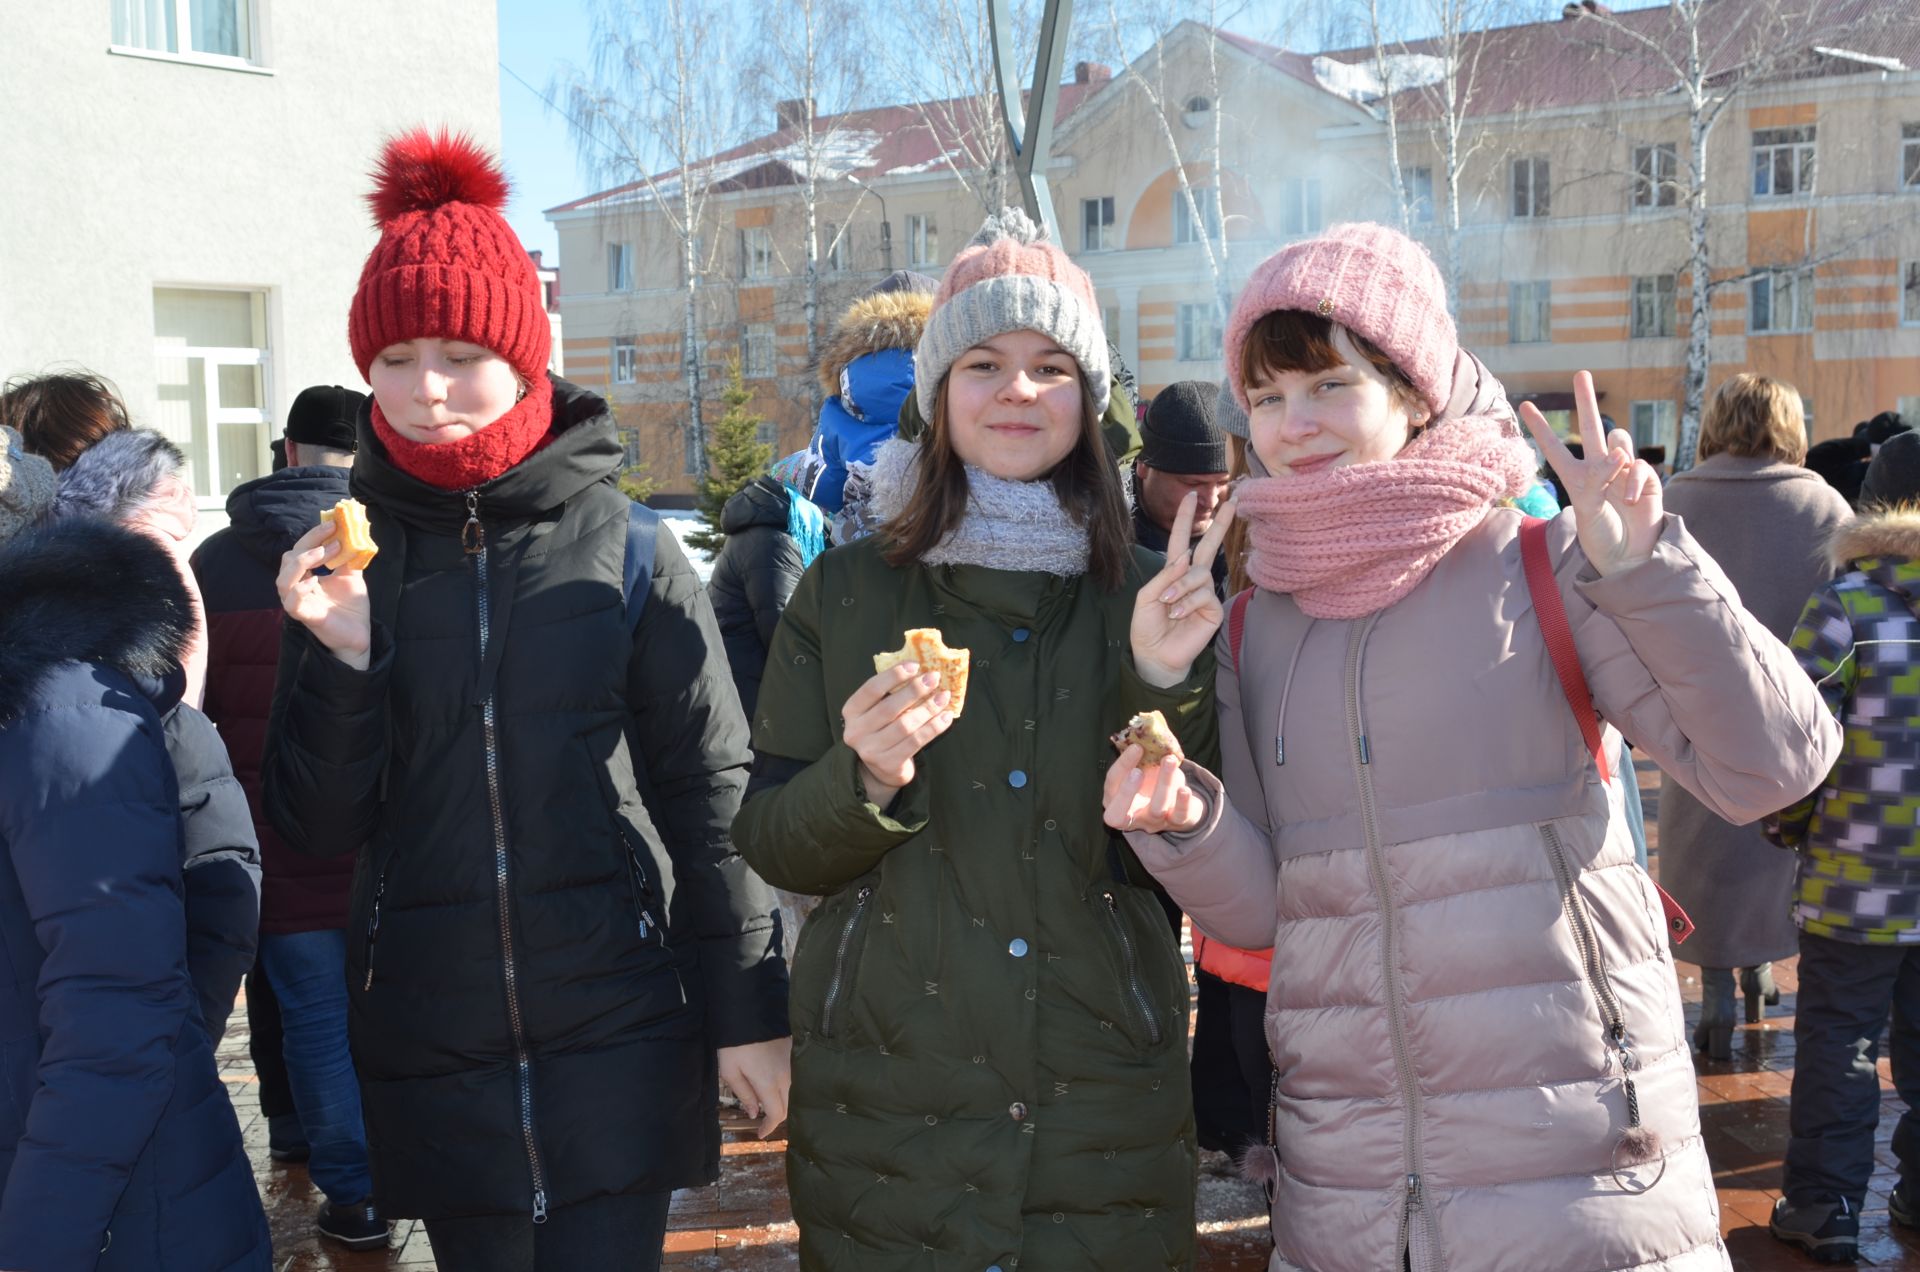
left=549, top=3, right=1920, bottom=498
left=0, top=0, right=501, bottom=526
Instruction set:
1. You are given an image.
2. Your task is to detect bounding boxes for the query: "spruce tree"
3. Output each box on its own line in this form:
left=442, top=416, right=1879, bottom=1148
left=686, top=354, right=773, bottom=555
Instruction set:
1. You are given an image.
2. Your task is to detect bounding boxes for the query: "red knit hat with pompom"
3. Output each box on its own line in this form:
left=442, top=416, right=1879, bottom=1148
left=348, top=129, right=549, bottom=385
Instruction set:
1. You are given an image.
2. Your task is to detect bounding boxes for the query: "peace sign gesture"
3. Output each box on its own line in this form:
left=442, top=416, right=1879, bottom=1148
left=1518, top=370, right=1662, bottom=577
left=1131, top=492, right=1237, bottom=688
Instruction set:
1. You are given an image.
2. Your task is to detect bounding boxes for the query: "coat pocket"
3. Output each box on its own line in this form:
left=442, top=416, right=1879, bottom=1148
left=1539, top=824, right=1631, bottom=1052
left=618, top=823, right=668, bottom=948
left=817, top=883, right=875, bottom=1040
left=358, top=846, right=397, bottom=993
left=1095, top=887, right=1165, bottom=1048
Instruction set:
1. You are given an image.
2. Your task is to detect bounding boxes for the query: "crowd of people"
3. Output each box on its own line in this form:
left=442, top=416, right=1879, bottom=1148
left=0, top=125, right=1914, bottom=1271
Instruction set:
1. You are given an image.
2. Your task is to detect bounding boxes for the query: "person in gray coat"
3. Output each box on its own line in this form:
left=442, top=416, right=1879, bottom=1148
left=1660, top=374, right=1852, bottom=1060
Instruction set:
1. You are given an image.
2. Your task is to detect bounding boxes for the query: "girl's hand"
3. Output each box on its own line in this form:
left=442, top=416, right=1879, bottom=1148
left=1518, top=370, right=1662, bottom=577
left=840, top=661, right=953, bottom=809
left=1101, top=746, right=1207, bottom=835
left=277, top=520, right=372, bottom=670
left=1132, top=493, right=1237, bottom=688
left=718, top=1036, right=792, bottom=1139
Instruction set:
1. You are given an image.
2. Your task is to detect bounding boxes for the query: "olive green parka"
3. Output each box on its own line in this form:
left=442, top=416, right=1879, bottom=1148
left=734, top=533, right=1218, bottom=1271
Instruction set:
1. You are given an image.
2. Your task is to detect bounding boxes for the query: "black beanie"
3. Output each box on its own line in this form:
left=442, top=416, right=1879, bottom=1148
left=1860, top=430, right=1920, bottom=508
left=285, top=385, right=365, bottom=455
left=1140, top=380, right=1229, bottom=474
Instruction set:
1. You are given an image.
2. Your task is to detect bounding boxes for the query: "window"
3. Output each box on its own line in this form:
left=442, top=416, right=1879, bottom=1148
left=1903, top=262, right=1920, bottom=325
left=741, top=227, right=774, bottom=279
left=1082, top=197, right=1116, bottom=252
left=1905, top=124, right=1920, bottom=191
left=151, top=287, right=270, bottom=499
left=622, top=430, right=642, bottom=468
left=1511, top=157, right=1551, bottom=219
left=1177, top=302, right=1222, bottom=361
left=612, top=338, right=637, bottom=385
left=1281, top=177, right=1323, bottom=237
left=113, top=0, right=255, bottom=62
left=1750, top=270, right=1814, bottom=333
left=1900, top=395, right=1920, bottom=423
left=1630, top=275, right=1677, bottom=338
left=1629, top=401, right=1678, bottom=455
left=1173, top=186, right=1220, bottom=245
left=608, top=242, right=633, bottom=292
left=743, top=324, right=775, bottom=379
left=755, top=421, right=778, bottom=447
left=1185, top=96, right=1212, bottom=114
left=907, top=214, right=938, bottom=267
left=824, top=223, right=849, bottom=271
left=1752, top=126, right=1816, bottom=198
left=1508, top=281, right=1551, bottom=343
left=1632, top=143, right=1678, bottom=210
left=1408, top=167, right=1435, bottom=224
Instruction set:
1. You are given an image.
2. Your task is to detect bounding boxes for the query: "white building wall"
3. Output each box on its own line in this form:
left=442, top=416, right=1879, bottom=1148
left=0, top=1, right=499, bottom=519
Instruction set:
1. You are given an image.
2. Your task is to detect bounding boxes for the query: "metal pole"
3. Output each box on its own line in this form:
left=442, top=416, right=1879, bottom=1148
left=987, top=0, right=1074, bottom=241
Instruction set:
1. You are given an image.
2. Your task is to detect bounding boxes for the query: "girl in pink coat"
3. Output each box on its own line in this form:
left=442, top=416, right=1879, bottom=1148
left=1110, top=223, right=1840, bottom=1271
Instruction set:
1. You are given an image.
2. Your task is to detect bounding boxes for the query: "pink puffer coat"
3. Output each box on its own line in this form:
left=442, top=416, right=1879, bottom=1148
left=1131, top=508, right=1839, bottom=1272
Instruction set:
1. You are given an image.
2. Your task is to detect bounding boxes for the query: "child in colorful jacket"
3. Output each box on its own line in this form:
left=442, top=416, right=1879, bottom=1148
left=1769, top=430, right=1920, bottom=1262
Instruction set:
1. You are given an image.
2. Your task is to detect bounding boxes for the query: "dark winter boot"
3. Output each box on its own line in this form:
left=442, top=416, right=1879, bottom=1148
left=1694, top=966, right=1736, bottom=1063
left=316, top=1197, right=391, bottom=1251
left=1769, top=1196, right=1860, bottom=1263
left=267, top=1114, right=309, bottom=1163
left=1892, top=1181, right=1917, bottom=1230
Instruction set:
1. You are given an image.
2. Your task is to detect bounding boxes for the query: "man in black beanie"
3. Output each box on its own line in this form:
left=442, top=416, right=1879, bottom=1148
left=1132, top=380, right=1232, bottom=595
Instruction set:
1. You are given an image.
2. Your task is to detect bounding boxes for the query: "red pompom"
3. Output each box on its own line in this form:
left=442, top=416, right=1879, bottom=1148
left=367, top=127, right=510, bottom=226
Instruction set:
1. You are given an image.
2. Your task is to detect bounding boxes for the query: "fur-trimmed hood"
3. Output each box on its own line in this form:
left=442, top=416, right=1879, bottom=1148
left=816, top=289, right=932, bottom=397
left=1829, top=507, right=1920, bottom=572
left=0, top=517, right=192, bottom=724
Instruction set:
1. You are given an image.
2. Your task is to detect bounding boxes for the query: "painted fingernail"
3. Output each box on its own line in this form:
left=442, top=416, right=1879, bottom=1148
left=1170, top=606, right=1186, bottom=619
left=1160, top=587, right=1177, bottom=603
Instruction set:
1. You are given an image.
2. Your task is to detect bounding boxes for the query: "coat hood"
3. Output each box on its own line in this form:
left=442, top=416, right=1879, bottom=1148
left=53, top=427, right=196, bottom=542
left=721, top=474, right=791, bottom=534
left=221, top=465, right=354, bottom=566
left=352, top=375, right=623, bottom=534
left=1830, top=508, right=1920, bottom=592
left=0, top=517, right=192, bottom=724
left=817, top=289, right=932, bottom=397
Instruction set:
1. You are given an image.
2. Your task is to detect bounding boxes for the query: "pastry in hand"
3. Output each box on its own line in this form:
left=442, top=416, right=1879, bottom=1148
left=873, top=628, right=971, bottom=718
left=320, top=498, right=378, bottom=572
left=1110, top=710, right=1182, bottom=769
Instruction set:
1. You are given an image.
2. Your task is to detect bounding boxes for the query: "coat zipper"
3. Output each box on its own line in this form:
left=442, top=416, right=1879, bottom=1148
left=1101, top=889, right=1162, bottom=1046
left=1344, top=617, right=1440, bottom=1272
left=467, top=491, right=550, bottom=1225
left=361, top=853, right=395, bottom=991
left=619, top=829, right=659, bottom=943
left=819, top=885, right=872, bottom=1038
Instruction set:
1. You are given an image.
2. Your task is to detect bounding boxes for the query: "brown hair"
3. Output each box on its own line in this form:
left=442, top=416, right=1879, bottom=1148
left=1698, top=373, right=1807, bottom=465
left=0, top=371, right=133, bottom=471
left=1239, top=310, right=1424, bottom=417
left=883, top=374, right=1134, bottom=591
left=1223, top=434, right=1253, bottom=596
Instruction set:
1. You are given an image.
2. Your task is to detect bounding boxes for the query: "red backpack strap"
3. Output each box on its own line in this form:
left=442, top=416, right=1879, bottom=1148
left=1227, top=588, right=1254, bottom=672
left=1519, top=517, right=1694, bottom=944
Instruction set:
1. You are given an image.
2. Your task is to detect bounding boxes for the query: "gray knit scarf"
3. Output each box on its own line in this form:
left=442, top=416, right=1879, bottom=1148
left=866, top=437, right=1092, bottom=576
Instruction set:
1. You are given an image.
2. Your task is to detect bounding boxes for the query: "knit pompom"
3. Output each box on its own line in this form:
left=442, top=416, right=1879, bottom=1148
left=968, top=205, right=1048, bottom=248
left=368, top=128, right=510, bottom=227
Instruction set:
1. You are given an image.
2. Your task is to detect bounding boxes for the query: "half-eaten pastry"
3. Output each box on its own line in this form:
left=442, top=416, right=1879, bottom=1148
left=320, top=498, right=378, bottom=573
left=873, top=627, right=971, bottom=718
left=1110, top=709, right=1182, bottom=769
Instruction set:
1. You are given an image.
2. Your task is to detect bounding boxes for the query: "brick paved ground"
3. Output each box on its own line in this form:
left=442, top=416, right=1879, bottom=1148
left=232, top=760, right=1920, bottom=1269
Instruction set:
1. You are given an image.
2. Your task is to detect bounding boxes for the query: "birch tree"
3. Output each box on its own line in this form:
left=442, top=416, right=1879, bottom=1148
left=557, top=0, right=732, bottom=478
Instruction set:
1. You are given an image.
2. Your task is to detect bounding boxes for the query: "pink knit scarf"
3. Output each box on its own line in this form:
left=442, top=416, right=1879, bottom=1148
left=1237, top=412, right=1538, bottom=619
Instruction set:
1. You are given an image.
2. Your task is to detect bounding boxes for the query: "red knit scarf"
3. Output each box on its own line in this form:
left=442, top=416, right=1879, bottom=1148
left=371, top=376, right=555, bottom=491
left=1236, top=413, right=1538, bottom=620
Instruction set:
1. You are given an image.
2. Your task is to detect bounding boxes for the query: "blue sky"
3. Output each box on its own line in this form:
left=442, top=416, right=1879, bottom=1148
left=497, top=0, right=597, bottom=262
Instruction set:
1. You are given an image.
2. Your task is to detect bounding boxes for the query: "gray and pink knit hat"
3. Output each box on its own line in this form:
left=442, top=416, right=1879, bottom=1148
left=914, top=207, right=1111, bottom=417
left=1223, top=222, right=1456, bottom=417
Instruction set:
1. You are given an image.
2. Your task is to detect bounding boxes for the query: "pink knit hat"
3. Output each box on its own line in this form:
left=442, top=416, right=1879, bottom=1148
left=1223, top=222, right=1456, bottom=416
left=915, top=207, right=1110, bottom=416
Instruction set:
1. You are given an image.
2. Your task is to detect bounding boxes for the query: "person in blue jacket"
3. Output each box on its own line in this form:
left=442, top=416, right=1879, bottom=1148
left=0, top=427, right=271, bottom=1272
left=808, top=271, right=933, bottom=516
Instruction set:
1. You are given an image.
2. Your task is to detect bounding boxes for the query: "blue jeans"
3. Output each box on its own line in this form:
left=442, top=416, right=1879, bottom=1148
left=259, top=929, right=372, bottom=1205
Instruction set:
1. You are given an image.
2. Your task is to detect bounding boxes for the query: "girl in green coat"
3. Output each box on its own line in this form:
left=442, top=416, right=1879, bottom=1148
left=734, top=208, right=1233, bottom=1271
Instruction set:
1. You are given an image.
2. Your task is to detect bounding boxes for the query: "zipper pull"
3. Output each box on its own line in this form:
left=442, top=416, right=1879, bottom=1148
left=1407, top=1173, right=1423, bottom=1208
left=532, top=1189, right=548, bottom=1224
left=462, top=490, right=485, bottom=555
left=1275, top=734, right=1286, bottom=766
left=1357, top=735, right=1371, bottom=765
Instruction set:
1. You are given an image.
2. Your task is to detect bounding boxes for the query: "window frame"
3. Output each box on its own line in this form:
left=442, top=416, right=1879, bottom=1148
left=741, top=227, right=775, bottom=280
left=1082, top=196, right=1116, bottom=252
left=1172, top=186, right=1221, bottom=245
left=1408, top=166, right=1436, bottom=225
left=612, top=337, right=638, bottom=385
left=906, top=214, right=939, bottom=267
left=1511, top=156, right=1551, bottom=220
left=1508, top=280, right=1552, bottom=344
left=1176, top=301, right=1222, bottom=362
left=1902, top=261, right=1920, bottom=327
left=1629, top=274, right=1678, bottom=339
left=110, top=0, right=266, bottom=69
left=1281, top=177, right=1323, bottom=238
left=1751, top=126, right=1817, bottom=199
left=1904, top=123, right=1920, bottom=192
left=823, top=222, right=849, bottom=271
left=742, top=323, right=775, bottom=380
left=608, top=242, right=633, bottom=293
left=1628, top=400, right=1679, bottom=454
left=1631, top=143, right=1678, bottom=211
left=1749, top=269, right=1815, bottom=334
left=151, top=285, right=273, bottom=503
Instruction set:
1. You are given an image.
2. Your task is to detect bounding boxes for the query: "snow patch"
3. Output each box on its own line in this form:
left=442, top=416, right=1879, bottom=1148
left=1312, top=53, right=1448, bottom=104
left=659, top=509, right=715, bottom=584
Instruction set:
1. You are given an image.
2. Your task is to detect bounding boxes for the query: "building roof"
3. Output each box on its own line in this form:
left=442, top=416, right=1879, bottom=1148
left=548, top=81, right=1105, bottom=216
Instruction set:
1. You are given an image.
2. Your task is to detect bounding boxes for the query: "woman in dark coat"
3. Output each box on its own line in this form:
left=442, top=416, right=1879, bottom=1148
left=0, top=427, right=271, bottom=1272
left=261, top=130, right=789, bottom=1270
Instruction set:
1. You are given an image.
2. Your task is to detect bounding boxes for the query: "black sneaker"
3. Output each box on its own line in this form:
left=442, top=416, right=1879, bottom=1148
left=1770, top=1196, right=1860, bottom=1264
left=316, top=1198, right=391, bottom=1251
left=266, top=1115, right=309, bottom=1163
left=1892, top=1181, right=1917, bottom=1230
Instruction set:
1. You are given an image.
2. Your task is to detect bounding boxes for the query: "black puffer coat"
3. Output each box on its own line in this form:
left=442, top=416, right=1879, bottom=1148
left=706, top=475, right=814, bottom=719
left=262, top=378, right=788, bottom=1222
